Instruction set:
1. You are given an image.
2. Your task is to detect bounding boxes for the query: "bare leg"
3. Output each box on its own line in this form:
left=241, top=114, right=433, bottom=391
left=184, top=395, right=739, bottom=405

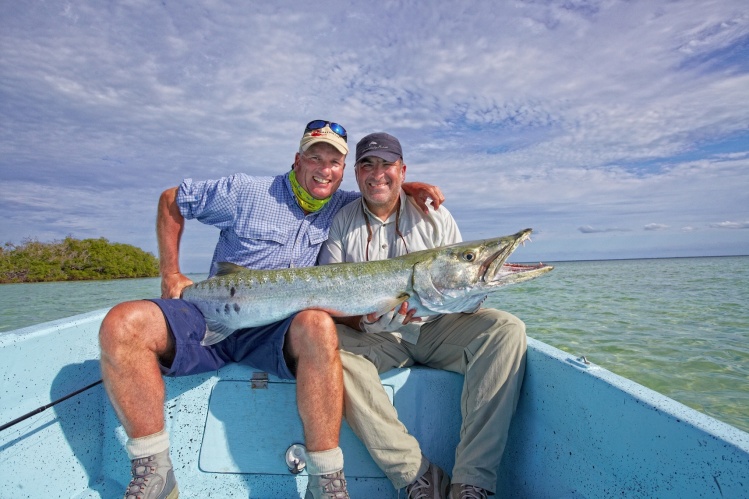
left=285, top=310, right=343, bottom=452
left=99, top=300, right=175, bottom=438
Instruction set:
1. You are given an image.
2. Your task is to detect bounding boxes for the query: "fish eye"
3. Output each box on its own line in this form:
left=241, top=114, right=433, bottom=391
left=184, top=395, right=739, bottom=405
left=462, top=251, right=476, bottom=262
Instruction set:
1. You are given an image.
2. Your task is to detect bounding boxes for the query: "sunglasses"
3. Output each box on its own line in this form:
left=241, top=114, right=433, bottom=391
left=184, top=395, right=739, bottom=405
left=305, top=120, right=347, bottom=142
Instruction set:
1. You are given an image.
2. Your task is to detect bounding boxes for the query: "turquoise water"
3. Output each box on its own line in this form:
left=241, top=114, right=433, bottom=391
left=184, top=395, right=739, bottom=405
left=1, top=258, right=747, bottom=433
left=489, top=256, right=749, bottom=433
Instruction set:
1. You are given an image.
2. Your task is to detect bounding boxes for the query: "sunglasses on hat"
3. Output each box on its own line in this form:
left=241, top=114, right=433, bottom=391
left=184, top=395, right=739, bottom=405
left=305, top=120, right=347, bottom=142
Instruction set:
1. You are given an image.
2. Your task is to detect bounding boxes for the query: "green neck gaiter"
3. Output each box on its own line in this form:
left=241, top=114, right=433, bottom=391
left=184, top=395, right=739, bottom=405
left=289, top=170, right=331, bottom=212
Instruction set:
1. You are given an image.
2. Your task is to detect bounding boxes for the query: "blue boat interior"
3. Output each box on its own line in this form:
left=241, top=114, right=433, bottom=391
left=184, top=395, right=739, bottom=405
left=1, top=309, right=748, bottom=498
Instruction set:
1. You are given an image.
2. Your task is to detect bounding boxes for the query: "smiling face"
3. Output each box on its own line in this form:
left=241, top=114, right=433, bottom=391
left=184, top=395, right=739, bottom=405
left=293, top=142, right=346, bottom=200
left=355, top=156, right=406, bottom=219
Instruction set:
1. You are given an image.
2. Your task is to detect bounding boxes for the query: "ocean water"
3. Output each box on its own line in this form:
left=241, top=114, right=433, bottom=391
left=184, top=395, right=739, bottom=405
left=1, top=258, right=747, bottom=433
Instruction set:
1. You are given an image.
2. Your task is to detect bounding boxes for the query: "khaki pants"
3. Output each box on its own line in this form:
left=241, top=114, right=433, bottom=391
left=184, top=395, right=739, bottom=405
left=338, top=308, right=527, bottom=492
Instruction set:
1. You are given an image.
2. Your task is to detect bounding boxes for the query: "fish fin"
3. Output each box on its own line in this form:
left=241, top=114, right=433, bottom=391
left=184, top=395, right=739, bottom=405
left=200, top=319, right=237, bottom=346
left=215, top=262, right=246, bottom=277
left=373, top=293, right=411, bottom=315
left=412, top=261, right=449, bottom=312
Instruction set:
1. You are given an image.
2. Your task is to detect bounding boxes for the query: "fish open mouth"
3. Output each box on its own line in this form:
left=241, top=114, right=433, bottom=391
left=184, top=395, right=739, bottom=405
left=488, top=262, right=554, bottom=287
left=504, top=262, right=546, bottom=272
left=479, top=250, right=506, bottom=282
left=493, top=262, right=549, bottom=278
left=480, top=229, right=533, bottom=282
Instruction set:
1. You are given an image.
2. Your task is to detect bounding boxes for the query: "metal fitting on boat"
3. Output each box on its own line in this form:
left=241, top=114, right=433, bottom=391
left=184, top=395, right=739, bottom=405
left=285, top=443, right=307, bottom=474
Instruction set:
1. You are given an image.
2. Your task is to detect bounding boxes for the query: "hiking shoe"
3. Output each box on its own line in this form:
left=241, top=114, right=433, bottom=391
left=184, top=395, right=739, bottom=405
left=405, top=461, right=450, bottom=499
left=448, top=483, right=488, bottom=499
left=305, top=470, right=350, bottom=499
left=124, top=449, right=179, bottom=499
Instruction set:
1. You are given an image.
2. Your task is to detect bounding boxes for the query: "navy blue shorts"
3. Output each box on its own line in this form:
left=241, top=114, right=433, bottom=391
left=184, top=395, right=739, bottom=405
left=148, top=298, right=296, bottom=380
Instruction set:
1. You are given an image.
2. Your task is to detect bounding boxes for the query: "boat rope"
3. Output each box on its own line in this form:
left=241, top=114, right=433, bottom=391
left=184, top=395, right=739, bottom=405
left=0, top=379, right=103, bottom=432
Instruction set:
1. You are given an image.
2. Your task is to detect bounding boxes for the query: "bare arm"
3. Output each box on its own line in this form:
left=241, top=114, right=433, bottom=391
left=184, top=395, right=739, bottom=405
left=402, top=182, right=445, bottom=214
left=157, top=187, right=193, bottom=298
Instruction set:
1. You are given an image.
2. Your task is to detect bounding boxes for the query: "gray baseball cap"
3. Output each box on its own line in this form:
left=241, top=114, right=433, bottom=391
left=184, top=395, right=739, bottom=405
left=355, top=132, right=403, bottom=163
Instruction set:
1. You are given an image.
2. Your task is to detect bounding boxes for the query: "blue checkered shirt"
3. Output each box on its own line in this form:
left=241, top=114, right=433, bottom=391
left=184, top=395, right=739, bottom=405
left=177, top=172, right=360, bottom=276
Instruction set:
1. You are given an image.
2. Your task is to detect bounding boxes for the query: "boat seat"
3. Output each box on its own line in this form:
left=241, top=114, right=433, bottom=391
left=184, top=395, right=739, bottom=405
left=194, top=362, right=464, bottom=478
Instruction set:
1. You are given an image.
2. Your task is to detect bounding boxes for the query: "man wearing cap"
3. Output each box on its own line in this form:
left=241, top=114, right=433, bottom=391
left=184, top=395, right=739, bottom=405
left=98, top=121, right=444, bottom=499
left=318, top=132, right=527, bottom=499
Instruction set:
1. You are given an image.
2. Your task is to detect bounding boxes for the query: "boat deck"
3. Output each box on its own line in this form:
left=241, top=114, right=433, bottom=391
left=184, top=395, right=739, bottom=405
left=1, top=309, right=748, bottom=498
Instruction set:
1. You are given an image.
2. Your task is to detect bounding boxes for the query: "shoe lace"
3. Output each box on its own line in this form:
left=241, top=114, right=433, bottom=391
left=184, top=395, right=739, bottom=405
left=318, top=471, right=349, bottom=499
left=127, top=456, right=155, bottom=491
left=405, top=473, right=433, bottom=499
left=459, top=484, right=488, bottom=499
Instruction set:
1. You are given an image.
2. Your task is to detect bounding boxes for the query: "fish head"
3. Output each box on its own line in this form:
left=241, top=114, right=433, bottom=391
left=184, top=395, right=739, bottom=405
left=412, top=228, right=553, bottom=313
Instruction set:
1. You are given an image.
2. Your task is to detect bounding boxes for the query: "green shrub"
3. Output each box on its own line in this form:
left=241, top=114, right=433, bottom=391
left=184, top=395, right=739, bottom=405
left=0, top=237, right=159, bottom=283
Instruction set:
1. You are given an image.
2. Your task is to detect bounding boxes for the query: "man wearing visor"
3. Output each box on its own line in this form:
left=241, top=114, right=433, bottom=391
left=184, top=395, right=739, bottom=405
left=98, top=121, right=444, bottom=499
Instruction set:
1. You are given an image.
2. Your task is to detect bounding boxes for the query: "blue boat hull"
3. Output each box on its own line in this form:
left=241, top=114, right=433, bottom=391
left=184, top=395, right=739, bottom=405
left=1, top=309, right=748, bottom=498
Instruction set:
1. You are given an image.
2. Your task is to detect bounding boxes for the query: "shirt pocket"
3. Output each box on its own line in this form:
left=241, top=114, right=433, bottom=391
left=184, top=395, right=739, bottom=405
left=308, top=224, right=330, bottom=246
left=234, top=222, right=292, bottom=246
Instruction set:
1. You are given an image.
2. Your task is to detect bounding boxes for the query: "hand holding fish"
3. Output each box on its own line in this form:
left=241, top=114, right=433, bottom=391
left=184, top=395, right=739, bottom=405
left=360, top=302, right=422, bottom=333
left=161, top=272, right=194, bottom=299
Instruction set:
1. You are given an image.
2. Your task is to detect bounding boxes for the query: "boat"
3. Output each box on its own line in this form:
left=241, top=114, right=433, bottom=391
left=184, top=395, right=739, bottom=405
left=2, top=308, right=748, bottom=498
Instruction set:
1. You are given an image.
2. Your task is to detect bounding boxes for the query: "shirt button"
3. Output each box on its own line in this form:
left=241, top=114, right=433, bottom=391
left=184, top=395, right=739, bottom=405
left=381, top=243, right=388, bottom=249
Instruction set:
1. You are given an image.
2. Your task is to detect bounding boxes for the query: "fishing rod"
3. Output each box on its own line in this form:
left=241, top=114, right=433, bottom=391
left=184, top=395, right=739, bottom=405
left=0, top=379, right=103, bottom=432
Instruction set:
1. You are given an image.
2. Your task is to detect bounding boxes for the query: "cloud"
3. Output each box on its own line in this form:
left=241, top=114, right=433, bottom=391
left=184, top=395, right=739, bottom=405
left=644, top=223, right=670, bottom=231
left=578, top=226, right=632, bottom=234
left=709, top=221, right=749, bottom=229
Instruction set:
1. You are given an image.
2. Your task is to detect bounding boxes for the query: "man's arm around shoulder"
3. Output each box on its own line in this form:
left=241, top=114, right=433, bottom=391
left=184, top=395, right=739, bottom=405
left=401, top=182, right=445, bottom=214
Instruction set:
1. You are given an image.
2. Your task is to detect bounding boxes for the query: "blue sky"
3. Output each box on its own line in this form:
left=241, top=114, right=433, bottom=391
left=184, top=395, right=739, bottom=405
left=2, top=1, right=748, bottom=271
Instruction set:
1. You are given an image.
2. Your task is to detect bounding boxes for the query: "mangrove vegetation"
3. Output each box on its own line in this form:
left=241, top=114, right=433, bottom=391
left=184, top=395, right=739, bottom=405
left=0, top=237, right=159, bottom=283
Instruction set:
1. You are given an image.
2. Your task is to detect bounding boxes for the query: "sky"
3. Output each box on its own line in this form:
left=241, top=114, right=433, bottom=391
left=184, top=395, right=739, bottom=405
left=2, top=0, right=748, bottom=272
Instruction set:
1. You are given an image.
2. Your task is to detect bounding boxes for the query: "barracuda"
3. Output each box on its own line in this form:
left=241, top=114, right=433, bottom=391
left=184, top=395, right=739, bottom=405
left=182, top=228, right=553, bottom=345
